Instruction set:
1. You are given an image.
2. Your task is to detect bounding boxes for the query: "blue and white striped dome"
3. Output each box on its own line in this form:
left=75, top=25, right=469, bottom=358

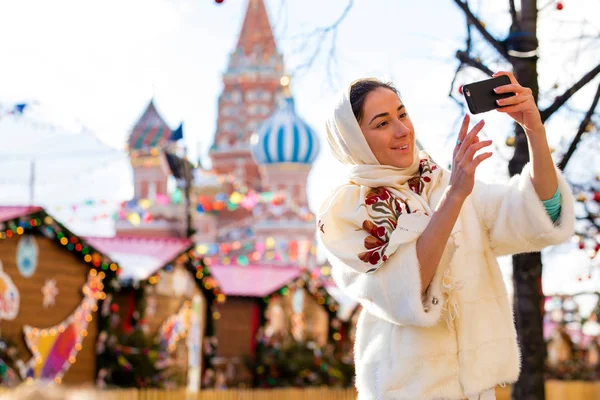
left=251, top=97, right=320, bottom=165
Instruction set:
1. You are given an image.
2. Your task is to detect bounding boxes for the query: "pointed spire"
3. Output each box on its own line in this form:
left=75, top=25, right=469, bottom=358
left=235, top=0, right=276, bottom=57
left=128, top=100, right=173, bottom=151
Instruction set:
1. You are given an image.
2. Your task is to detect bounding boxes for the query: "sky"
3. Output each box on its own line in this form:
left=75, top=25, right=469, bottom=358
left=0, top=0, right=599, bottom=294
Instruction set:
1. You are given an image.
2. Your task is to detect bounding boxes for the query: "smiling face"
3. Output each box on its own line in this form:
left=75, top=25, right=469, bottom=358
left=357, top=87, right=415, bottom=168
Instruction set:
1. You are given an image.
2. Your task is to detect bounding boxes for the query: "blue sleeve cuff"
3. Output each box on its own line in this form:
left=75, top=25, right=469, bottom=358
left=542, top=187, right=562, bottom=223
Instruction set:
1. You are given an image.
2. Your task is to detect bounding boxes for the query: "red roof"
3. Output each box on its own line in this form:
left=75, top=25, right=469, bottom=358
left=0, top=206, right=42, bottom=222
left=236, top=0, right=277, bottom=57
left=127, top=100, right=173, bottom=150
left=209, top=264, right=301, bottom=297
left=84, top=236, right=193, bottom=281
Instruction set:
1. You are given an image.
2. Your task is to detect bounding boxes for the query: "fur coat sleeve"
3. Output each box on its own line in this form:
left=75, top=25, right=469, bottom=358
left=318, top=185, right=446, bottom=327
left=471, top=163, right=575, bottom=256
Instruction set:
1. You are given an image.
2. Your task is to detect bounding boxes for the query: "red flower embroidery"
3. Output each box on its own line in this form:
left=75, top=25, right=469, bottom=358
left=365, top=187, right=391, bottom=205
left=364, top=235, right=386, bottom=250
left=408, top=177, right=422, bottom=194
left=362, top=220, right=385, bottom=238
left=357, top=159, right=439, bottom=268
left=358, top=250, right=381, bottom=265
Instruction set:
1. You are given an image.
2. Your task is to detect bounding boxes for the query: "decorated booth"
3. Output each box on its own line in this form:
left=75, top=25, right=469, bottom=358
left=0, top=206, right=121, bottom=386
left=85, top=236, right=224, bottom=390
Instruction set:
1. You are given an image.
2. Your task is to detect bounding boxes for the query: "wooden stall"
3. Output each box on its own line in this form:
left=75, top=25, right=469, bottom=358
left=86, top=236, right=224, bottom=390
left=0, top=206, right=121, bottom=386
left=208, top=265, right=347, bottom=387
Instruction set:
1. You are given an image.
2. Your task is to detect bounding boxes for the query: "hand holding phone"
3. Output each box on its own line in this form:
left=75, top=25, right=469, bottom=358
left=462, top=75, right=513, bottom=114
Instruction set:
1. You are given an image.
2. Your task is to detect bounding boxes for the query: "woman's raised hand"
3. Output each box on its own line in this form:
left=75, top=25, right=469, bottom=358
left=448, top=114, right=493, bottom=201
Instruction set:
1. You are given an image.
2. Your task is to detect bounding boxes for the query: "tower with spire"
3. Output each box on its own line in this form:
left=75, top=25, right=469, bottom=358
left=209, top=0, right=285, bottom=192
left=112, top=0, right=335, bottom=388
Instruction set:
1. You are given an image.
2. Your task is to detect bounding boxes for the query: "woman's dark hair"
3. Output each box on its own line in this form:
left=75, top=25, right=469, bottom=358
left=350, top=79, right=399, bottom=123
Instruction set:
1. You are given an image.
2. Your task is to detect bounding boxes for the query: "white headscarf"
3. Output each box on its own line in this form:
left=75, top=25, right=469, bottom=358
left=322, top=78, right=443, bottom=218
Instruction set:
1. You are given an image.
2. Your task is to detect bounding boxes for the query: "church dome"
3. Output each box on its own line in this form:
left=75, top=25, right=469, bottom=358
left=250, top=96, right=320, bottom=165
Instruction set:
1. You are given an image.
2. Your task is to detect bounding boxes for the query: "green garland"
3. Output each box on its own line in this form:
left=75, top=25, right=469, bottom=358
left=262, top=269, right=344, bottom=344
left=96, top=288, right=184, bottom=389
left=0, top=336, right=24, bottom=387
left=249, top=340, right=354, bottom=388
left=248, top=269, right=354, bottom=388
left=96, top=254, right=222, bottom=389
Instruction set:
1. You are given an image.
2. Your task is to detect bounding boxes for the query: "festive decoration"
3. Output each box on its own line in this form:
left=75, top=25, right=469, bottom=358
left=157, top=302, right=191, bottom=353
left=199, top=238, right=317, bottom=267
left=96, top=291, right=208, bottom=389
left=556, top=2, right=564, bottom=11
left=249, top=341, right=354, bottom=388
left=0, top=103, right=28, bottom=118
left=0, top=336, right=24, bottom=387
left=41, top=279, right=59, bottom=308
left=571, top=177, right=600, bottom=280
left=23, top=271, right=103, bottom=382
left=96, top=251, right=220, bottom=389
left=0, top=209, right=123, bottom=283
left=0, top=261, right=20, bottom=320
left=117, top=189, right=293, bottom=227
left=16, top=235, right=39, bottom=278
left=0, top=207, right=129, bottom=387
left=261, top=269, right=344, bottom=346
left=543, top=292, right=600, bottom=381
left=144, top=252, right=225, bottom=307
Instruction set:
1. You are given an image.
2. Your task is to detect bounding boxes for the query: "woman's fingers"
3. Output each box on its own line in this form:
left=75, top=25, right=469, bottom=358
left=493, top=71, right=518, bottom=85
left=461, top=139, right=493, bottom=165
left=497, top=94, right=532, bottom=107
left=496, top=103, right=530, bottom=114
left=494, top=83, right=530, bottom=95
left=459, top=114, right=470, bottom=140
left=454, top=114, right=470, bottom=155
left=469, top=151, right=493, bottom=170
left=456, top=120, right=485, bottom=160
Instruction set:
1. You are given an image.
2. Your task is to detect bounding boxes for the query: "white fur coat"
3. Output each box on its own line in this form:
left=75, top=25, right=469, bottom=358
left=318, top=163, right=575, bottom=399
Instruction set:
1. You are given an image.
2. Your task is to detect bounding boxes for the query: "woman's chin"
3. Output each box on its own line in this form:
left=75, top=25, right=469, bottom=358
left=392, top=156, right=415, bottom=169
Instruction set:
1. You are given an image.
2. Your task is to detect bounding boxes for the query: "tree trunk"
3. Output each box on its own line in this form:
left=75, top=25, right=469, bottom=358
left=509, top=1, right=546, bottom=399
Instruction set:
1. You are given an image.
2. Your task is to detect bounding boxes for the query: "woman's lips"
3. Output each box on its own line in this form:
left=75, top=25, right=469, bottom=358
left=391, top=145, right=410, bottom=152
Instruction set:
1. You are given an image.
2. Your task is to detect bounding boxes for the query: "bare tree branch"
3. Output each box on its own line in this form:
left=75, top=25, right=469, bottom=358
left=290, top=0, right=354, bottom=76
left=455, top=50, right=494, bottom=76
left=448, top=63, right=464, bottom=98
left=540, top=63, right=600, bottom=122
left=538, top=0, right=557, bottom=12
left=558, top=81, right=600, bottom=171
left=552, top=34, right=600, bottom=43
left=452, top=0, right=509, bottom=59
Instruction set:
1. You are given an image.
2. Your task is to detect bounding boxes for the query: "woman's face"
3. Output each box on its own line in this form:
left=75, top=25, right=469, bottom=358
left=358, top=87, right=415, bottom=168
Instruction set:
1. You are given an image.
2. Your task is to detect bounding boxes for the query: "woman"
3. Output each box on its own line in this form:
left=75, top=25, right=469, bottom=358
left=317, top=72, right=574, bottom=400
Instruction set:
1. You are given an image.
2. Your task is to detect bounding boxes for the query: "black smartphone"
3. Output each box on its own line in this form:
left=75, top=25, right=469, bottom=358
left=462, top=75, right=512, bottom=114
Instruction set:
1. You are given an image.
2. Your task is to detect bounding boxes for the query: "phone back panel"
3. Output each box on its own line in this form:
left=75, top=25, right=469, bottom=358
left=463, top=75, right=512, bottom=114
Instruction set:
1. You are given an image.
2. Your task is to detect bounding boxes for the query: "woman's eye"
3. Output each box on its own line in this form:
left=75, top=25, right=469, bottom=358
left=399, top=112, right=408, bottom=119
left=377, top=121, right=388, bottom=128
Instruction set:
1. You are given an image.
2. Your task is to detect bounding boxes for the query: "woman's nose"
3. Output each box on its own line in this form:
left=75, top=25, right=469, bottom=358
left=393, top=121, right=410, bottom=138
